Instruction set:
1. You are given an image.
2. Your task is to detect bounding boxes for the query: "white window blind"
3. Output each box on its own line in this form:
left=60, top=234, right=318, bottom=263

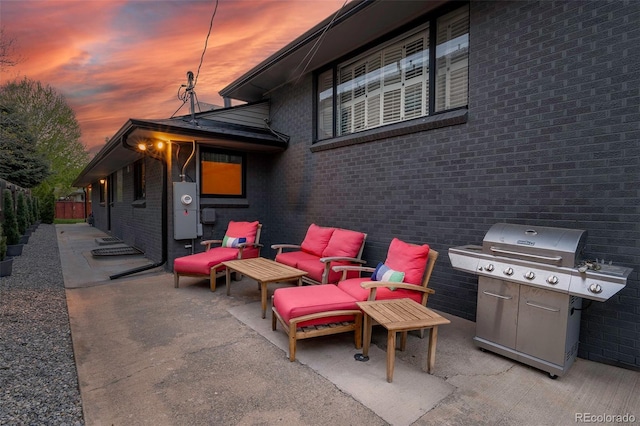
left=317, top=69, right=334, bottom=140
left=435, top=7, right=469, bottom=112
left=338, top=29, right=429, bottom=136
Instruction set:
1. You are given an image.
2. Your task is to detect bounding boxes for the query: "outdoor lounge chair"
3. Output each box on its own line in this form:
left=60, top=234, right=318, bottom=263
left=271, top=237, right=436, bottom=361
left=334, top=238, right=437, bottom=307
left=173, top=221, right=262, bottom=291
left=271, top=223, right=367, bottom=285
left=335, top=238, right=438, bottom=339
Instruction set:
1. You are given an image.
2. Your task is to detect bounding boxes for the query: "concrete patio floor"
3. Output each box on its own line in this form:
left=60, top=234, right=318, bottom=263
left=57, top=223, right=639, bottom=425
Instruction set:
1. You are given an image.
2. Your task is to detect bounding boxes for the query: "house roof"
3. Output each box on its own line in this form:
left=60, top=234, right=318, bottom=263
left=219, top=0, right=446, bottom=103
left=72, top=103, right=287, bottom=188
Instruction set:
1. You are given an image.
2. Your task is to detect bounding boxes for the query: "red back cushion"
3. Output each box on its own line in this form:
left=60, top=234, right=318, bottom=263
left=384, top=238, right=430, bottom=285
left=322, top=228, right=365, bottom=258
left=301, top=224, right=335, bottom=257
left=225, top=221, right=259, bottom=244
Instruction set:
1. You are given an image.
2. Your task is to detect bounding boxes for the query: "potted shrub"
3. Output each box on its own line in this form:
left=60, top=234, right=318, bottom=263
left=0, top=224, right=12, bottom=277
left=3, top=189, right=23, bottom=257
left=29, top=196, right=40, bottom=229
left=16, top=192, right=30, bottom=244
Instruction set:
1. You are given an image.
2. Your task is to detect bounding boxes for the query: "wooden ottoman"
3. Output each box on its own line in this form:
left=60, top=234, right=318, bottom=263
left=272, top=284, right=363, bottom=361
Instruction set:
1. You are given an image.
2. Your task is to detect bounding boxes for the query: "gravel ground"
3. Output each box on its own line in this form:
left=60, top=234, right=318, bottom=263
left=0, top=224, right=84, bottom=425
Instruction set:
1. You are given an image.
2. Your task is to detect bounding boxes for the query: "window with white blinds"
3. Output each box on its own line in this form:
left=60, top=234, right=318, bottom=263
left=316, top=5, right=468, bottom=141
left=317, top=69, right=334, bottom=140
left=337, top=30, right=429, bottom=136
left=436, top=7, right=469, bottom=112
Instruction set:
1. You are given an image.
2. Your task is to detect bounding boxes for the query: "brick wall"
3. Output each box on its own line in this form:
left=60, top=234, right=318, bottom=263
left=166, top=149, right=273, bottom=264
left=266, top=0, right=639, bottom=370
left=104, top=157, right=164, bottom=262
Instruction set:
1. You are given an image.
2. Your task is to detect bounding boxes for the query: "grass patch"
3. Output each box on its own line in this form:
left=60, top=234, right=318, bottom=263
left=54, top=218, right=88, bottom=224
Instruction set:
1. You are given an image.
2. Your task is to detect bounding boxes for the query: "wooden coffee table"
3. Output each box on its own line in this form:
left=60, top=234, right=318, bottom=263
left=357, top=298, right=450, bottom=382
left=222, top=257, right=307, bottom=318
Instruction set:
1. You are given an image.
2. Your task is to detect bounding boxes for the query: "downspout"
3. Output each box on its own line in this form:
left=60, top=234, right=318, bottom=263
left=82, top=187, right=88, bottom=219
left=110, top=135, right=168, bottom=279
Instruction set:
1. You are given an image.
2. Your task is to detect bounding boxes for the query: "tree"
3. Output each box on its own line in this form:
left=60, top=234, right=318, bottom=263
left=0, top=103, right=50, bottom=187
left=30, top=196, right=39, bottom=224
left=0, top=224, right=6, bottom=261
left=16, top=192, right=29, bottom=235
left=2, top=190, right=19, bottom=245
left=39, top=187, right=55, bottom=224
left=0, top=77, right=89, bottom=198
left=0, top=27, right=21, bottom=70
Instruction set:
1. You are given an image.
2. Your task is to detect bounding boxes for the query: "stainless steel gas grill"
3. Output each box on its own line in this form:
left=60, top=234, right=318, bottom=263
left=448, top=223, right=632, bottom=378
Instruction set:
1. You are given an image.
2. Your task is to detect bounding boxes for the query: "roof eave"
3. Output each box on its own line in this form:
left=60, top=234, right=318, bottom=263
left=72, top=118, right=287, bottom=188
left=219, top=0, right=447, bottom=103
left=219, top=0, right=372, bottom=101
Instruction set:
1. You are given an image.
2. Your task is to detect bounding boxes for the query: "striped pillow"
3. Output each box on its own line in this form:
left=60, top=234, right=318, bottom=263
left=222, top=236, right=247, bottom=248
left=372, top=262, right=405, bottom=283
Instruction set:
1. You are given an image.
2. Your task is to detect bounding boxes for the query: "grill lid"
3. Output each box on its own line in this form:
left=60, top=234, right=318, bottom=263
left=482, top=223, right=587, bottom=267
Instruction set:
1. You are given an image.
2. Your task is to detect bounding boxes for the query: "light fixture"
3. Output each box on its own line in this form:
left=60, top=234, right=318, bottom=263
left=99, top=179, right=106, bottom=184
left=135, top=140, right=167, bottom=154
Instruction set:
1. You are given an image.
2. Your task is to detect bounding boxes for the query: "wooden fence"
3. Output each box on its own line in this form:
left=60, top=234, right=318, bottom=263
left=55, top=201, right=90, bottom=220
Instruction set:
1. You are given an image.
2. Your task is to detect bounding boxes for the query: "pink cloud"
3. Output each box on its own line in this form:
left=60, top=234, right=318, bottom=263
left=2, top=0, right=346, bottom=150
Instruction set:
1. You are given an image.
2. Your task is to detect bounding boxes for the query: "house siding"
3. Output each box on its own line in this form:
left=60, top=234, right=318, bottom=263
left=199, top=102, right=270, bottom=128
left=264, top=0, right=639, bottom=370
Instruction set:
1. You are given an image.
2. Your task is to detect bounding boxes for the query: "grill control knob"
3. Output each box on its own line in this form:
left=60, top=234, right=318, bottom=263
left=589, top=283, right=603, bottom=294
left=524, top=271, right=536, bottom=280
left=503, top=267, right=514, bottom=276
left=484, top=264, right=495, bottom=272
left=546, top=275, right=559, bottom=285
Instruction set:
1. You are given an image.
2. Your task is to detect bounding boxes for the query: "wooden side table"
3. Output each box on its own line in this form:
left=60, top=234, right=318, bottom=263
left=357, top=298, right=450, bottom=382
left=222, top=258, right=307, bottom=318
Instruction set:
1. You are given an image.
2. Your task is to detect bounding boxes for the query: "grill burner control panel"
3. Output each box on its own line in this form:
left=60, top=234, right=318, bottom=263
left=449, top=245, right=631, bottom=302
left=464, top=250, right=572, bottom=294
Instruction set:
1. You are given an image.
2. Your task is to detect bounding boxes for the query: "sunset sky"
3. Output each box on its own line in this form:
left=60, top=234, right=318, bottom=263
left=1, top=0, right=346, bottom=153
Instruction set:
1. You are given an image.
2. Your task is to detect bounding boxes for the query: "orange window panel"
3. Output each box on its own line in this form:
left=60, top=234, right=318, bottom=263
left=201, top=161, right=242, bottom=195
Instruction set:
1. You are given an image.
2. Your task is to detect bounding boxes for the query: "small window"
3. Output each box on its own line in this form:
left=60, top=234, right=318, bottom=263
left=134, top=160, right=146, bottom=200
left=98, top=179, right=106, bottom=204
left=317, top=69, right=334, bottom=140
left=435, top=7, right=469, bottom=112
left=200, top=148, right=246, bottom=198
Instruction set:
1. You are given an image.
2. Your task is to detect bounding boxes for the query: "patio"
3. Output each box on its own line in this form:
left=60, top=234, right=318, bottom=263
left=56, top=223, right=639, bottom=425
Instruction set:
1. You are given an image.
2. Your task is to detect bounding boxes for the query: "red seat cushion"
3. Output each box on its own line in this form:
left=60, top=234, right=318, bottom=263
left=322, top=228, right=365, bottom=258
left=384, top=238, right=430, bottom=285
left=300, top=224, right=335, bottom=257
left=174, top=248, right=239, bottom=275
left=225, top=221, right=260, bottom=244
left=296, top=259, right=327, bottom=283
left=337, top=277, right=423, bottom=304
left=275, top=251, right=318, bottom=269
left=273, top=284, right=359, bottom=327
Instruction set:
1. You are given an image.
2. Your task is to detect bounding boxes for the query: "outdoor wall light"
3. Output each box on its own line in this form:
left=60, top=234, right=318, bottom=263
left=136, top=140, right=166, bottom=153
